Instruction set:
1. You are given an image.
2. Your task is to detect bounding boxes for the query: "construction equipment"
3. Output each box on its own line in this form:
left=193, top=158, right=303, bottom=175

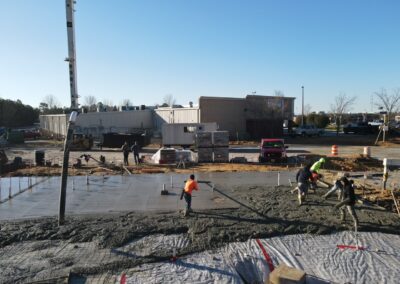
left=69, top=134, right=93, bottom=150
left=65, top=0, right=79, bottom=110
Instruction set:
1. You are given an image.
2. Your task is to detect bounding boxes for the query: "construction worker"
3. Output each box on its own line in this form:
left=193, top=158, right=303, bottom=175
left=334, top=176, right=359, bottom=231
left=131, top=141, right=140, bottom=165
left=323, top=172, right=349, bottom=200
left=121, top=141, right=130, bottom=166
left=295, top=163, right=313, bottom=206
left=181, top=174, right=199, bottom=216
left=310, top=157, right=326, bottom=190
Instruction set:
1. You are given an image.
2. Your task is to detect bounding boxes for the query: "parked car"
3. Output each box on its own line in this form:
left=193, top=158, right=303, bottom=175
left=368, top=120, right=383, bottom=126
left=293, top=124, right=323, bottom=137
left=343, top=122, right=378, bottom=134
left=259, top=138, right=288, bottom=163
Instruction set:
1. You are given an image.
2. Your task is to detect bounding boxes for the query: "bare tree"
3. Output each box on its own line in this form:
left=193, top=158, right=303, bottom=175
left=42, top=94, right=60, bottom=109
left=84, top=95, right=97, bottom=105
left=330, top=93, right=357, bottom=135
left=304, top=104, right=312, bottom=115
left=103, top=99, right=113, bottom=107
left=163, top=94, right=176, bottom=107
left=374, top=88, right=400, bottom=120
left=102, top=99, right=114, bottom=111
left=84, top=95, right=97, bottom=112
left=273, top=90, right=285, bottom=97
left=121, top=99, right=133, bottom=107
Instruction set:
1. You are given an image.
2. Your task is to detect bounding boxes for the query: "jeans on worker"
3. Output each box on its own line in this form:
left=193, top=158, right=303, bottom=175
left=134, top=153, right=139, bottom=165
left=340, top=205, right=359, bottom=228
left=324, top=183, right=343, bottom=200
left=123, top=153, right=129, bottom=166
left=184, top=192, right=192, bottom=211
left=297, top=182, right=309, bottom=195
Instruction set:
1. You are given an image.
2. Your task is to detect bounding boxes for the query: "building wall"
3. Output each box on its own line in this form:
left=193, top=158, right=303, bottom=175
left=154, top=108, right=200, bottom=130
left=199, top=97, right=247, bottom=139
left=39, top=114, right=69, bottom=138
left=245, top=95, right=295, bottom=120
left=199, top=95, right=295, bottom=139
left=40, top=110, right=153, bottom=139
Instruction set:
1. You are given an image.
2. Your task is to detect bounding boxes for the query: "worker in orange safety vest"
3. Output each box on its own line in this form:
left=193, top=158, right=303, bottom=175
left=181, top=174, right=199, bottom=216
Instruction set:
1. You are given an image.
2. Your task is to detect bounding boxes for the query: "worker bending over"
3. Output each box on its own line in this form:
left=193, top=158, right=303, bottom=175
left=334, top=176, right=359, bottom=231
left=295, top=163, right=313, bottom=206
left=310, top=158, right=326, bottom=190
left=182, top=174, right=199, bottom=216
left=323, top=172, right=349, bottom=200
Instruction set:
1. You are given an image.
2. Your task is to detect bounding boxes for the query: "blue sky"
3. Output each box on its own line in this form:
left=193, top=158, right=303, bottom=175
left=1, top=0, right=399, bottom=113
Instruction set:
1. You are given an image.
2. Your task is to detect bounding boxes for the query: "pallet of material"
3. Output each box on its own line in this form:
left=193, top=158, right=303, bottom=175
left=196, top=132, right=213, bottom=148
left=212, top=131, right=229, bottom=147
left=213, top=147, right=229, bottom=163
left=159, top=149, right=176, bottom=164
left=198, top=147, right=213, bottom=163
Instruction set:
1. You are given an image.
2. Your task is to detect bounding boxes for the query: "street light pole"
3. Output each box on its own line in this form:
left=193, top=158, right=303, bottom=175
left=301, top=86, right=304, bottom=126
left=58, top=111, right=78, bottom=226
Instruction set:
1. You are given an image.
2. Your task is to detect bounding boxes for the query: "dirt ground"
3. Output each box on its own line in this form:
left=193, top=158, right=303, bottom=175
left=1, top=184, right=399, bottom=282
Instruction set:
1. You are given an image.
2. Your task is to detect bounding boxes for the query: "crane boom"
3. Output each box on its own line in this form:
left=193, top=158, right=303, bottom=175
left=65, top=0, right=79, bottom=110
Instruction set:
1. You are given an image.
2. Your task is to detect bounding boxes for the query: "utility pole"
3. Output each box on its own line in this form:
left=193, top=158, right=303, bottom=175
left=65, top=0, right=79, bottom=110
left=301, top=86, right=304, bottom=125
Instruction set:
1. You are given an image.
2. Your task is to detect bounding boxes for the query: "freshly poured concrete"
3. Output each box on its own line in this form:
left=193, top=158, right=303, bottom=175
left=0, top=172, right=296, bottom=220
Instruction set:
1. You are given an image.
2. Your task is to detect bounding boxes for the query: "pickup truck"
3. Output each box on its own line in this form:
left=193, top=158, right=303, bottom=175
left=259, top=138, right=288, bottom=163
left=293, top=125, right=323, bottom=137
left=343, top=122, right=378, bottom=134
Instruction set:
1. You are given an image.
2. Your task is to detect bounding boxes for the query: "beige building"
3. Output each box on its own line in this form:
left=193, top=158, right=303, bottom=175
left=40, top=95, right=295, bottom=140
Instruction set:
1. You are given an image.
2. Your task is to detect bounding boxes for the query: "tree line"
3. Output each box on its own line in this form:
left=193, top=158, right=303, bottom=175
left=0, top=98, right=39, bottom=127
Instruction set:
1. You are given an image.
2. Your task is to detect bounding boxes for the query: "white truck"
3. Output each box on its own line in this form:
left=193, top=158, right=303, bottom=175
left=293, top=124, right=324, bottom=137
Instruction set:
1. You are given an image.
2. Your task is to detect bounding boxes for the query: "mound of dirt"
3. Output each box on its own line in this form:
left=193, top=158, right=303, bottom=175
left=302, top=154, right=383, bottom=172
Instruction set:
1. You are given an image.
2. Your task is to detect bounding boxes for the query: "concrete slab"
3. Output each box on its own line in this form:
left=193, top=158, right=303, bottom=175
left=0, top=172, right=297, bottom=220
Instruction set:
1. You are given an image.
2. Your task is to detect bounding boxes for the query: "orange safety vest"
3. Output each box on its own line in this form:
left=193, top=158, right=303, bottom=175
left=184, top=180, right=199, bottom=195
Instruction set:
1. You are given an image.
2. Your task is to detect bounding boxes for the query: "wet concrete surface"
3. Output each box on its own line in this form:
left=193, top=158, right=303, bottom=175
left=1, top=141, right=399, bottom=282
left=0, top=172, right=296, bottom=220
left=1, top=181, right=400, bottom=283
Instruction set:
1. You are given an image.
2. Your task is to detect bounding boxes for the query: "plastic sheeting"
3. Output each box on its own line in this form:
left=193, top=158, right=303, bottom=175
left=119, top=231, right=400, bottom=284
left=151, top=148, right=196, bottom=164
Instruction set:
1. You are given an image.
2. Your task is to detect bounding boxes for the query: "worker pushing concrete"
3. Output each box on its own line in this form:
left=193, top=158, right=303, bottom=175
left=323, top=172, right=349, bottom=200
left=310, top=157, right=326, bottom=190
left=131, top=141, right=140, bottom=165
left=121, top=141, right=130, bottom=166
left=180, top=174, right=199, bottom=216
left=295, top=163, right=313, bottom=206
left=334, top=176, right=359, bottom=231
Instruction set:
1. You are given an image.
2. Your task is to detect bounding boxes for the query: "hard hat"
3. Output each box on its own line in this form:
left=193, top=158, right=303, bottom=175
left=319, top=158, right=326, bottom=163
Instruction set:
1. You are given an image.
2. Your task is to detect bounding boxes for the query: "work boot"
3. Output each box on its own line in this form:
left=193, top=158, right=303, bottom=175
left=183, top=209, right=190, bottom=217
left=298, top=194, right=302, bottom=206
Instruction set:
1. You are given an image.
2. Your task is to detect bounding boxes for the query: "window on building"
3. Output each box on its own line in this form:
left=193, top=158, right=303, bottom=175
left=184, top=126, right=196, bottom=133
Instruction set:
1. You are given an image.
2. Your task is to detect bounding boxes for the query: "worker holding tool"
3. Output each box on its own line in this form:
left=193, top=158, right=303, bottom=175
left=334, top=176, right=359, bottom=231
left=310, top=157, right=326, bottom=190
left=180, top=174, right=199, bottom=216
left=323, top=172, right=349, bottom=200
left=131, top=141, right=140, bottom=165
left=121, top=141, right=130, bottom=166
left=295, top=163, right=313, bottom=206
